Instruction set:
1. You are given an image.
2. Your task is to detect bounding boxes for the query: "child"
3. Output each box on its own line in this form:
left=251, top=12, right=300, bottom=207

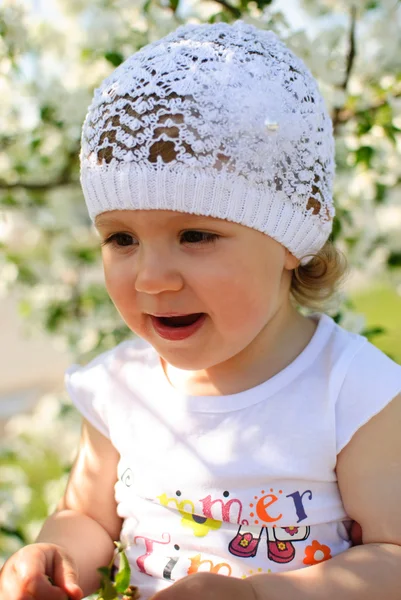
left=1, top=20, right=401, bottom=600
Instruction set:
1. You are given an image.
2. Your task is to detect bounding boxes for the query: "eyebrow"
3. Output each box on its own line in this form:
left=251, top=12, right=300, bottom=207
left=95, top=216, right=126, bottom=228
left=94, top=213, right=227, bottom=229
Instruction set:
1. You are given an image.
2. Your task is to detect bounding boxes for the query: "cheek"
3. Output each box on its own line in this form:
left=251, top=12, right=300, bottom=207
left=103, top=262, right=132, bottom=305
left=204, top=261, right=281, bottom=323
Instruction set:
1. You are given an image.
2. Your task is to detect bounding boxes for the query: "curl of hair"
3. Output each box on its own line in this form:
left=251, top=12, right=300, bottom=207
left=290, top=240, right=349, bottom=312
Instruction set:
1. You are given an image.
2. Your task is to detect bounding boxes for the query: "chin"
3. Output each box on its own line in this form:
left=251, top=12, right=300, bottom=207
left=160, top=352, right=215, bottom=372
left=162, top=343, right=243, bottom=373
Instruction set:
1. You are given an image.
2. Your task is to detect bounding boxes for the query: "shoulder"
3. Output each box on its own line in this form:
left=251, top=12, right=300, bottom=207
left=65, top=335, right=156, bottom=384
left=325, top=317, right=401, bottom=453
left=64, top=336, right=158, bottom=438
left=334, top=327, right=401, bottom=395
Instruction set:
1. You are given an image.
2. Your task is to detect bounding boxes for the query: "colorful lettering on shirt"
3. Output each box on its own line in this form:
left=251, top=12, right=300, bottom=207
left=158, top=492, right=222, bottom=536
left=200, top=493, right=246, bottom=524
left=156, top=486, right=313, bottom=538
left=250, top=489, right=283, bottom=524
left=163, top=556, right=180, bottom=580
left=187, top=553, right=232, bottom=576
left=133, top=532, right=171, bottom=573
left=286, top=490, right=313, bottom=523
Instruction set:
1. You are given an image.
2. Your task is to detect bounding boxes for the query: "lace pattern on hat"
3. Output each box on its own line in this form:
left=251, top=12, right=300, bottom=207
left=80, top=21, right=335, bottom=263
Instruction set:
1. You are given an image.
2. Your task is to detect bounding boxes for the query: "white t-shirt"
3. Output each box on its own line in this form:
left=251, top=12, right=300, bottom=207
left=65, top=313, right=401, bottom=598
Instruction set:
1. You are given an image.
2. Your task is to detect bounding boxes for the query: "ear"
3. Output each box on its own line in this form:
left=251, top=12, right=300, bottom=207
left=284, top=248, right=300, bottom=271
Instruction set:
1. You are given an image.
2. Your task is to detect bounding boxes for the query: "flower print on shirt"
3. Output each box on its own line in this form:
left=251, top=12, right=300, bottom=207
left=284, top=526, right=299, bottom=536
left=303, top=540, right=332, bottom=565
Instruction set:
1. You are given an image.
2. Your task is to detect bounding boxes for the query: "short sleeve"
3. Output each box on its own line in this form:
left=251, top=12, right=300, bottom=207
left=335, top=340, right=401, bottom=454
left=65, top=363, right=110, bottom=439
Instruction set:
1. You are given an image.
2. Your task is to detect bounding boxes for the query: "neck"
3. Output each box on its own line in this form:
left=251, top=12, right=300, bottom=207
left=161, top=303, right=319, bottom=397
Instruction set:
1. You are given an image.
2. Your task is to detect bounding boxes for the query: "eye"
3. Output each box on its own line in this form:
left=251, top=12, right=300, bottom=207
left=181, top=231, right=219, bottom=244
left=100, top=230, right=219, bottom=248
left=101, top=233, right=136, bottom=248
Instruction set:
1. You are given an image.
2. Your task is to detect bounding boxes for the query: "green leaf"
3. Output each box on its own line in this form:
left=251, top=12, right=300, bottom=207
left=143, top=0, right=152, bottom=14
left=344, top=236, right=358, bottom=250
left=30, top=137, right=42, bottom=150
left=330, top=216, right=341, bottom=241
left=0, top=193, right=18, bottom=207
left=17, top=299, right=32, bottom=318
left=66, top=244, right=99, bottom=265
left=81, top=47, right=93, bottom=61
left=387, top=251, right=401, bottom=269
left=28, top=190, right=48, bottom=207
left=15, top=163, right=28, bottom=175
left=104, top=51, right=124, bottom=67
left=375, top=182, right=387, bottom=204
left=0, top=525, right=27, bottom=544
left=354, top=146, right=374, bottom=168
left=382, top=124, right=398, bottom=145
left=374, top=103, right=392, bottom=127
left=96, top=566, right=118, bottom=600
left=356, top=110, right=373, bottom=136
left=98, top=578, right=118, bottom=600
left=17, top=264, right=39, bottom=286
left=114, top=548, right=131, bottom=594
left=361, top=326, right=386, bottom=341
left=45, top=300, right=69, bottom=331
left=253, top=0, right=273, bottom=10
left=40, top=104, right=56, bottom=123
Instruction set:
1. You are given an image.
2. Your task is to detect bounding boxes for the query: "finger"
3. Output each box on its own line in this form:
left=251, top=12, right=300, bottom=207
left=25, top=575, right=69, bottom=600
left=52, top=551, right=83, bottom=600
left=14, top=550, right=69, bottom=600
left=0, top=568, right=37, bottom=600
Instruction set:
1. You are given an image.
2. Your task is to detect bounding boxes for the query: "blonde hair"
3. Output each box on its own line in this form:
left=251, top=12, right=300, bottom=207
left=290, top=240, right=349, bottom=312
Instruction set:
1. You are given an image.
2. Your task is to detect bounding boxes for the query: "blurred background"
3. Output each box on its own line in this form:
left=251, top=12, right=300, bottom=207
left=1, top=0, right=401, bottom=578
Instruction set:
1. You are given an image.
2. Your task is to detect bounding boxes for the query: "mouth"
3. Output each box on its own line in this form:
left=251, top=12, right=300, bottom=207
left=150, top=313, right=205, bottom=327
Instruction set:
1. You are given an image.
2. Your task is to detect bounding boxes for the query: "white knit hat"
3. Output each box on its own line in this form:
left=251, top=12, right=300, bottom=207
left=80, top=20, right=335, bottom=265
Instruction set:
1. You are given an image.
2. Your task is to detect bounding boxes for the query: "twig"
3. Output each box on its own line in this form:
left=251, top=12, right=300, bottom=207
left=0, top=178, right=74, bottom=191
left=209, top=0, right=242, bottom=19
left=0, top=146, right=79, bottom=192
left=332, top=5, right=357, bottom=133
left=334, top=90, right=401, bottom=126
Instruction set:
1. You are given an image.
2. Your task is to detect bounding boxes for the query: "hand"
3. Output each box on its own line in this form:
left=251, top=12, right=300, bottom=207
left=151, top=572, right=257, bottom=600
left=0, top=542, right=84, bottom=600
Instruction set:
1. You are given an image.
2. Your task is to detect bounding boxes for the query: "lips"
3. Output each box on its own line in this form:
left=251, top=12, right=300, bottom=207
left=149, top=313, right=206, bottom=341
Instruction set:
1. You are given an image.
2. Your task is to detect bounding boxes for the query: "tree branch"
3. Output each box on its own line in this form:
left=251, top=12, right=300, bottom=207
left=333, top=90, right=401, bottom=126
left=332, top=5, right=357, bottom=133
left=209, top=0, right=242, bottom=18
left=0, top=178, right=75, bottom=192
left=0, top=147, right=79, bottom=193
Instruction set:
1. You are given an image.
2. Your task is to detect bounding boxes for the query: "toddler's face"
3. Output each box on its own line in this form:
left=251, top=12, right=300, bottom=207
left=95, top=209, right=298, bottom=372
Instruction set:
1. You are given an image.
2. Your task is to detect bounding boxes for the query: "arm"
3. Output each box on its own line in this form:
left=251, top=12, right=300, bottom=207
left=36, top=418, right=123, bottom=596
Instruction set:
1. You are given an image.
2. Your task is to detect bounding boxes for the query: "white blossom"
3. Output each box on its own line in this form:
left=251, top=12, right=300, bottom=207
left=1, top=0, right=401, bottom=555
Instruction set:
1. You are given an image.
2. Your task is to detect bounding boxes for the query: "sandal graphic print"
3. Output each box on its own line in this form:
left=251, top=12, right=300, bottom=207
left=229, top=525, right=263, bottom=558
left=229, top=524, right=310, bottom=563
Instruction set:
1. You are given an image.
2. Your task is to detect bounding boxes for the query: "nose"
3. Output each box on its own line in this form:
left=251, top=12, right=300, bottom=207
left=134, top=247, right=184, bottom=295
